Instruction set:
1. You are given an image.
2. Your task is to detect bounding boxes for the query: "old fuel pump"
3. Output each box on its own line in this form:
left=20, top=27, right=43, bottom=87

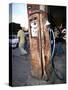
left=28, top=10, right=52, bottom=80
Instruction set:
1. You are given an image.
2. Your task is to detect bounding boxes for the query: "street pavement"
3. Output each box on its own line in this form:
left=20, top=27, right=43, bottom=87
left=12, top=43, right=66, bottom=86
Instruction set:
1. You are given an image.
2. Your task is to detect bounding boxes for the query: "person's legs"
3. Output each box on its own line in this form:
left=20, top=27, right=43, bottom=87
left=19, top=44, right=27, bottom=55
left=19, top=47, right=27, bottom=55
left=57, top=42, right=64, bottom=56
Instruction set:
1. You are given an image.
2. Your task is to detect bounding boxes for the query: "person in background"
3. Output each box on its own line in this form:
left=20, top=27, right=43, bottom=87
left=17, top=26, right=27, bottom=55
left=56, top=24, right=64, bottom=56
left=54, top=27, right=59, bottom=39
left=24, top=34, right=29, bottom=52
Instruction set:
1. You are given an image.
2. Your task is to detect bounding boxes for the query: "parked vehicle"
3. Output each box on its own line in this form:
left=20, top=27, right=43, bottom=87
left=9, top=35, right=19, bottom=48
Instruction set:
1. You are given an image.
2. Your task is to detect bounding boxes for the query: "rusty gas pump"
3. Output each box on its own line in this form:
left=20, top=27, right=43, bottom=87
left=28, top=10, right=52, bottom=80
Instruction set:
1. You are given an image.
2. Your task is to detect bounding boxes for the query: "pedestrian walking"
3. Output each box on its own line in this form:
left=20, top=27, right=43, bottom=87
left=17, top=26, right=27, bottom=55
